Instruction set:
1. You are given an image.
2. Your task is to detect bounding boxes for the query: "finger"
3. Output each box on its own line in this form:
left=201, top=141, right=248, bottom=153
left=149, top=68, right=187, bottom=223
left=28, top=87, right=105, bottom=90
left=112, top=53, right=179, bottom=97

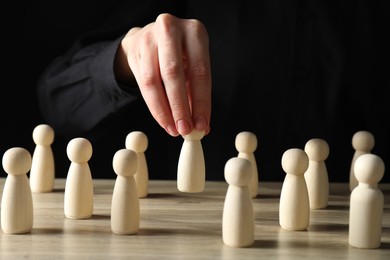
left=183, top=19, right=212, bottom=133
left=135, top=27, right=179, bottom=136
left=156, top=14, right=193, bottom=136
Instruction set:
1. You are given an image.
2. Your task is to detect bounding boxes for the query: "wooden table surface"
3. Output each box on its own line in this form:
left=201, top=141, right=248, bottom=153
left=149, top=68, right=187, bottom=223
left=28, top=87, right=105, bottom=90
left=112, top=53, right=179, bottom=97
left=0, top=178, right=389, bottom=259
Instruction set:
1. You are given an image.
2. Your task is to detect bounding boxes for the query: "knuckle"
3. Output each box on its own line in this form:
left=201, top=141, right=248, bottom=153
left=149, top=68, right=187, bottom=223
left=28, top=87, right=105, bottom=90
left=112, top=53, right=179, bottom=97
left=152, top=111, right=172, bottom=129
left=168, top=101, right=187, bottom=119
left=160, top=60, right=181, bottom=80
left=152, top=109, right=170, bottom=123
left=186, top=19, right=208, bottom=40
left=170, top=102, right=183, bottom=112
left=170, top=104, right=186, bottom=119
left=155, top=13, right=177, bottom=32
left=139, top=30, right=155, bottom=47
left=189, top=63, right=210, bottom=81
left=138, top=73, right=158, bottom=90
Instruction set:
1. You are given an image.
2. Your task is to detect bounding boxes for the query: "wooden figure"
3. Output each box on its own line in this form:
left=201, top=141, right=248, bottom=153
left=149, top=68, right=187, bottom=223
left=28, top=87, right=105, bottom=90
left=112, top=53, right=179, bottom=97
left=222, top=157, right=254, bottom=247
left=30, top=124, right=55, bottom=193
left=177, top=130, right=205, bottom=193
left=64, top=137, right=94, bottom=219
left=349, top=153, right=385, bottom=249
left=279, top=148, right=310, bottom=231
left=304, top=138, right=329, bottom=209
left=111, top=148, right=140, bottom=235
left=125, top=131, right=149, bottom=198
left=1, top=147, right=33, bottom=234
left=349, top=130, right=375, bottom=191
left=235, top=131, right=259, bottom=198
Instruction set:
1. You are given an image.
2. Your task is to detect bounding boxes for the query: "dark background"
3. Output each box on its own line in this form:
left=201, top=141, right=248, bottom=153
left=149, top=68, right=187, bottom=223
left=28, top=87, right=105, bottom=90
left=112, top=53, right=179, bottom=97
left=2, top=1, right=389, bottom=183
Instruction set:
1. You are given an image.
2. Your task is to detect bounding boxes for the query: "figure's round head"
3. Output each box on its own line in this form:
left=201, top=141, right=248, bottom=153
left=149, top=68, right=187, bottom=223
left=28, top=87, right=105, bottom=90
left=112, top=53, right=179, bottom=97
left=235, top=131, right=258, bottom=153
left=352, top=130, right=375, bottom=151
left=224, top=157, right=252, bottom=186
left=2, top=147, right=32, bottom=176
left=304, top=138, right=329, bottom=162
left=281, top=148, right=309, bottom=176
left=66, top=137, right=93, bottom=163
left=354, top=153, right=384, bottom=185
left=182, top=130, right=205, bottom=141
left=32, top=124, right=54, bottom=146
left=125, top=131, right=148, bottom=153
left=113, top=149, right=138, bottom=177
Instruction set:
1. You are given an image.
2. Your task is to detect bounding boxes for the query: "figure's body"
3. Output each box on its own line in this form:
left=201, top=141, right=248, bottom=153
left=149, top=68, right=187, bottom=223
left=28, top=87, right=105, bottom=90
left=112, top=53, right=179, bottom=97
left=64, top=138, right=94, bottom=219
left=125, top=131, right=149, bottom=198
left=349, top=153, right=384, bottom=249
left=30, top=124, right=55, bottom=193
left=1, top=147, right=34, bottom=234
left=177, top=130, right=205, bottom=193
left=222, top=157, right=254, bottom=247
left=235, top=131, right=259, bottom=198
left=349, top=131, right=375, bottom=191
left=279, top=148, right=310, bottom=231
left=111, top=148, right=140, bottom=235
left=304, top=138, right=329, bottom=209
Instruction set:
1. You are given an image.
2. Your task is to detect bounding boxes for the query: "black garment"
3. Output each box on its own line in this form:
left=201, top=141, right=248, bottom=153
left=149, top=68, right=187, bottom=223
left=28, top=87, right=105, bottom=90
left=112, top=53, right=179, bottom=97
left=32, top=0, right=389, bottom=182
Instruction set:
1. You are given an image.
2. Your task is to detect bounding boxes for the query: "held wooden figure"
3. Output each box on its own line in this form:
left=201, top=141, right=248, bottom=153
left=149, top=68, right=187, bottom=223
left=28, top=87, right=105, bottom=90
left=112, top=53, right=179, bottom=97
left=111, top=148, right=140, bottom=235
left=1, top=147, right=33, bottom=234
left=222, top=157, right=254, bottom=248
left=30, top=124, right=55, bottom=193
left=235, top=131, right=259, bottom=198
left=64, top=137, right=94, bottom=219
left=177, top=130, right=205, bottom=193
left=125, top=131, right=149, bottom=198
left=349, top=153, right=385, bottom=249
left=279, top=148, right=310, bottom=231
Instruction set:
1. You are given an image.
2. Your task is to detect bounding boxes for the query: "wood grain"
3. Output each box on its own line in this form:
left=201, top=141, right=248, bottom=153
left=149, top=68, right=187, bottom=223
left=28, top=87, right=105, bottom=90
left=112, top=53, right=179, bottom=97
left=0, top=179, right=389, bottom=259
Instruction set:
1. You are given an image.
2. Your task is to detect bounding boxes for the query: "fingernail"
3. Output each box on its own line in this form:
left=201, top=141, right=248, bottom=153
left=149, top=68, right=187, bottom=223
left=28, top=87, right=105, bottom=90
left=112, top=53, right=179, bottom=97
left=194, top=115, right=208, bottom=131
left=165, top=124, right=179, bottom=137
left=177, top=119, right=191, bottom=135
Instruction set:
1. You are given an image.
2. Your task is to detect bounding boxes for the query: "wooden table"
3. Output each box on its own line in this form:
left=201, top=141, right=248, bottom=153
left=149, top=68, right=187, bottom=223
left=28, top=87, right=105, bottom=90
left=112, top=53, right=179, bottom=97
left=0, top=179, right=389, bottom=259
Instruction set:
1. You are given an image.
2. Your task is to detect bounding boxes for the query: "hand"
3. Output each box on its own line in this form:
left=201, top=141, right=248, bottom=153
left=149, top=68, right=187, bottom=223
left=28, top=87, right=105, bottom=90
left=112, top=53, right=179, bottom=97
left=116, top=13, right=211, bottom=137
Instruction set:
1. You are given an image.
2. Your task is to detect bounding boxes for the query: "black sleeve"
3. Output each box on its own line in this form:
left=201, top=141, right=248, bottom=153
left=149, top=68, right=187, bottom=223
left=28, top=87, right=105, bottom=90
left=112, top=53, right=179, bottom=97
left=36, top=34, right=141, bottom=137
left=35, top=0, right=187, bottom=138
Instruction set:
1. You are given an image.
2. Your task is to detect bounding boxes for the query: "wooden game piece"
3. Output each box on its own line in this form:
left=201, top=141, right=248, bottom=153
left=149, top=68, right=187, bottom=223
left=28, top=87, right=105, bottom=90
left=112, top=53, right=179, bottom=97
left=235, top=131, right=259, bottom=198
left=1, top=147, right=33, bottom=234
left=279, top=148, right=310, bottom=231
left=125, top=131, right=149, bottom=198
left=349, top=130, right=375, bottom=191
left=64, top=137, right=94, bottom=219
left=177, top=130, right=205, bottom=193
left=304, top=138, right=330, bottom=209
left=30, top=124, right=55, bottom=193
left=111, top=148, right=140, bottom=235
left=222, top=157, right=254, bottom=247
left=349, top=153, right=385, bottom=249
